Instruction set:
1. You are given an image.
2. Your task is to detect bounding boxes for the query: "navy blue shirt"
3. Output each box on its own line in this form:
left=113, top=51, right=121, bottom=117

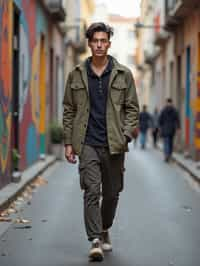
left=85, top=57, right=113, bottom=146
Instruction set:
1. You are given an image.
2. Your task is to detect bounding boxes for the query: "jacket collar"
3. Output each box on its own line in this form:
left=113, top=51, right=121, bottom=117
left=75, top=56, right=125, bottom=90
left=76, top=55, right=125, bottom=73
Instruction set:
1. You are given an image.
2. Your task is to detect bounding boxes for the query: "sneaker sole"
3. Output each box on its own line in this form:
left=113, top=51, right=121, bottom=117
left=89, top=248, right=104, bottom=261
left=102, top=243, right=112, bottom=252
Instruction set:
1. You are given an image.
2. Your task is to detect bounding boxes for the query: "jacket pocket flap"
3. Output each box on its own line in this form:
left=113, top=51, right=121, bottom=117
left=71, top=83, right=85, bottom=90
left=111, top=81, right=126, bottom=90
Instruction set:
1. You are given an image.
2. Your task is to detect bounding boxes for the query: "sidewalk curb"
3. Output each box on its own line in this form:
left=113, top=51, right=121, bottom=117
left=158, top=143, right=200, bottom=184
left=0, top=155, right=57, bottom=212
left=171, top=154, right=200, bottom=184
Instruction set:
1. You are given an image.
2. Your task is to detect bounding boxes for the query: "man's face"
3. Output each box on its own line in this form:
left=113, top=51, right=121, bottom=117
left=88, top=31, right=111, bottom=57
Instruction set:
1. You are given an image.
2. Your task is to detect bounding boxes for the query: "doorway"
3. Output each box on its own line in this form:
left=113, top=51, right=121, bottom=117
left=11, top=3, right=20, bottom=169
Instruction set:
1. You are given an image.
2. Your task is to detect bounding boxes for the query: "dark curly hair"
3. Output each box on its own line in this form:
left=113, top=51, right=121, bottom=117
left=85, top=22, right=114, bottom=41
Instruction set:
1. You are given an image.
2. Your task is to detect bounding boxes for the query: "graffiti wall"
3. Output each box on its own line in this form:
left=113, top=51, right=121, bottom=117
left=0, top=1, right=13, bottom=187
left=15, top=0, right=48, bottom=168
left=0, top=0, right=49, bottom=188
left=0, top=0, right=65, bottom=189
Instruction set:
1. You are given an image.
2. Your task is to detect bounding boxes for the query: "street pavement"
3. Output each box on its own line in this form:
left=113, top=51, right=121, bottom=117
left=0, top=145, right=200, bottom=266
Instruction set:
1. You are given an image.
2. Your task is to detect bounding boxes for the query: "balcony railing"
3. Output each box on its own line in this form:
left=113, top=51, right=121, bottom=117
left=43, top=0, right=66, bottom=22
left=165, top=0, right=200, bottom=30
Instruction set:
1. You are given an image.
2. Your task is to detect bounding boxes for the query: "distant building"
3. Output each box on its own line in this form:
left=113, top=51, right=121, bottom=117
left=109, top=15, right=137, bottom=73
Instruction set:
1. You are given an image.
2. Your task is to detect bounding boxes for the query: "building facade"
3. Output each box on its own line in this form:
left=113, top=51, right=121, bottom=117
left=138, top=0, right=200, bottom=159
left=0, top=0, right=66, bottom=188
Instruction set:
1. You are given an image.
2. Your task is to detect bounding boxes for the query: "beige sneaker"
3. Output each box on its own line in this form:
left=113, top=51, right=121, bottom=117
left=89, top=238, right=104, bottom=261
left=102, top=231, right=112, bottom=251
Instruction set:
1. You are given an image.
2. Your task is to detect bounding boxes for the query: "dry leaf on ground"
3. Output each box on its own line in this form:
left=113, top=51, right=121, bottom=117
left=17, top=197, right=24, bottom=202
left=0, top=211, right=9, bottom=217
left=0, top=217, right=12, bottom=222
left=35, top=176, right=48, bottom=185
left=14, top=218, right=31, bottom=224
left=7, top=208, right=17, bottom=214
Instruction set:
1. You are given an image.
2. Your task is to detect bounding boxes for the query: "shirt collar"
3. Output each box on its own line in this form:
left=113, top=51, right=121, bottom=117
left=86, top=56, right=113, bottom=78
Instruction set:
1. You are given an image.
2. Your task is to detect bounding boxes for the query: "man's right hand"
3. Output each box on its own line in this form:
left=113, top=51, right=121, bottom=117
left=65, top=145, right=77, bottom=164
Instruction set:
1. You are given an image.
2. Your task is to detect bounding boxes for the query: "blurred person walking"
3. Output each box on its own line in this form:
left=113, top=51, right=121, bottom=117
left=139, top=105, right=152, bottom=149
left=63, top=22, right=139, bottom=261
left=158, top=98, right=180, bottom=162
left=132, top=127, right=139, bottom=147
left=151, top=107, right=159, bottom=148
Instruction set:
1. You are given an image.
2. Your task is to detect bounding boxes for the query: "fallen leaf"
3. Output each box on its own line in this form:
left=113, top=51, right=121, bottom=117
left=17, top=197, right=24, bottom=202
left=21, top=219, right=31, bottom=224
left=14, top=218, right=31, bottom=224
left=22, top=192, right=30, bottom=198
left=26, top=185, right=32, bottom=191
left=7, top=208, right=17, bottom=214
left=0, top=217, right=12, bottom=222
left=0, top=212, right=8, bottom=217
left=35, top=176, right=48, bottom=186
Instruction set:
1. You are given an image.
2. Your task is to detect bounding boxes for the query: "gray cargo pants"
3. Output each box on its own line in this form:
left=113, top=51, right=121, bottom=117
left=79, top=144, right=125, bottom=241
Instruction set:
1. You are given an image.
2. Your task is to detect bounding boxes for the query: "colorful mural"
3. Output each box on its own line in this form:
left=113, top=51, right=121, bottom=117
left=195, top=34, right=200, bottom=158
left=0, top=0, right=65, bottom=189
left=0, top=1, right=12, bottom=186
left=15, top=0, right=48, bottom=167
left=0, top=0, right=48, bottom=188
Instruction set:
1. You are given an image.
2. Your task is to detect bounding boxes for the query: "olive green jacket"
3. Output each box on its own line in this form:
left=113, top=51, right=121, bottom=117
left=63, top=57, right=139, bottom=155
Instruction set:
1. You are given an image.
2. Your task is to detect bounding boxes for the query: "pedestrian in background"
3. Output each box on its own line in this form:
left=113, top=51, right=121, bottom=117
left=151, top=107, right=159, bottom=148
left=158, top=98, right=180, bottom=162
left=139, top=105, right=152, bottom=149
left=63, top=22, right=139, bottom=262
left=132, top=127, right=139, bottom=147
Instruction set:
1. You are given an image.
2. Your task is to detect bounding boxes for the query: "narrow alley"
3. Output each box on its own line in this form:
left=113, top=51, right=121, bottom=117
left=0, top=146, right=200, bottom=266
left=1, top=0, right=200, bottom=265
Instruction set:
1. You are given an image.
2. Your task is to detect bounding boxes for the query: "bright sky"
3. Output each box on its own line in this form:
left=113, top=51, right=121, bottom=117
left=95, top=0, right=141, bottom=18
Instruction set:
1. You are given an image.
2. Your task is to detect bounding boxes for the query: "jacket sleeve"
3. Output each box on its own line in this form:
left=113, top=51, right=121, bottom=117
left=124, top=70, right=140, bottom=140
left=62, top=72, right=75, bottom=145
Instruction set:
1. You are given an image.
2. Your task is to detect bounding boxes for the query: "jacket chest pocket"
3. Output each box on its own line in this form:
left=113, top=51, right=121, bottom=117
left=110, top=82, right=126, bottom=105
left=71, top=83, right=86, bottom=106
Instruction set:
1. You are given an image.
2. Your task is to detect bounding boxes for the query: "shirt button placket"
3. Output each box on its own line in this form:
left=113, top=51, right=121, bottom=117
left=99, top=77, right=103, bottom=94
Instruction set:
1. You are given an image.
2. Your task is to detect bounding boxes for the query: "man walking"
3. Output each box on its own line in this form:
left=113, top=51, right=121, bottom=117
left=151, top=107, right=159, bottom=148
left=159, top=98, right=180, bottom=162
left=63, top=22, right=139, bottom=261
left=139, top=105, right=152, bottom=149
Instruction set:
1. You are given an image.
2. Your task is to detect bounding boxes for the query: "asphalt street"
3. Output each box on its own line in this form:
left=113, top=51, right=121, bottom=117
left=0, top=145, right=200, bottom=266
